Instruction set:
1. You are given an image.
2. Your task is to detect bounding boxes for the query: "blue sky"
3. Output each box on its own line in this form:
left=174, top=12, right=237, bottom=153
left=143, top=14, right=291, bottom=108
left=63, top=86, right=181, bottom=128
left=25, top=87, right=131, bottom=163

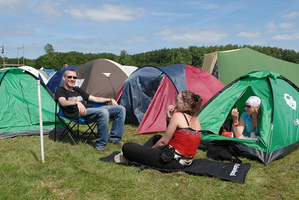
left=1, top=0, right=299, bottom=59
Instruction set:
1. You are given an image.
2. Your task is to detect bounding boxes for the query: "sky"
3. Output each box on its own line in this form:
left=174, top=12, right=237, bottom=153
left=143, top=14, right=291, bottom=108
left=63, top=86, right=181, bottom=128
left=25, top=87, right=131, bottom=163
left=1, top=0, right=299, bottom=59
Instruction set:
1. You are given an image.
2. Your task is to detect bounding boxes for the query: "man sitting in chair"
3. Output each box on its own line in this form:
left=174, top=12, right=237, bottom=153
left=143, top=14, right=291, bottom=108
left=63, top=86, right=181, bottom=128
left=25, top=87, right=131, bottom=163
left=55, top=69, right=126, bottom=151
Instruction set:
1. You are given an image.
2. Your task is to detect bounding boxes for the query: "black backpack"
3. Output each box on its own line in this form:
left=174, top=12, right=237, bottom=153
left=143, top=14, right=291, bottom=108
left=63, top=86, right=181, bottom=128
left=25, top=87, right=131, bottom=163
left=206, top=140, right=242, bottom=163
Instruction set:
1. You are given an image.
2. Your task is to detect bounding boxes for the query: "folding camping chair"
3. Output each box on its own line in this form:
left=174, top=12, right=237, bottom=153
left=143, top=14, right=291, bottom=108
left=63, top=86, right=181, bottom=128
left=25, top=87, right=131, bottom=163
left=54, top=101, right=105, bottom=144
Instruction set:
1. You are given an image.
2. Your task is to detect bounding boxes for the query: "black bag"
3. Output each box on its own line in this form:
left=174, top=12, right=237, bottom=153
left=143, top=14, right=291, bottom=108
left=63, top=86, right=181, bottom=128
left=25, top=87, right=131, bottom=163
left=219, top=119, right=233, bottom=133
left=207, top=141, right=242, bottom=163
left=160, top=146, right=175, bottom=163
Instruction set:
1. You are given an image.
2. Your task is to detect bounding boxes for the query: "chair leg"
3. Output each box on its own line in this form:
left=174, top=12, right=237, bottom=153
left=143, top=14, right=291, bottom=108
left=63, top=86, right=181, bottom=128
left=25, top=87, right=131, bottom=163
left=54, top=116, right=57, bottom=142
left=77, top=123, right=80, bottom=138
left=55, top=110, right=98, bottom=145
left=57, top=118, right=78, bottom=144
left=82, top=122, right=97, bottom=144
left=58, top=126, right=77, bottom=144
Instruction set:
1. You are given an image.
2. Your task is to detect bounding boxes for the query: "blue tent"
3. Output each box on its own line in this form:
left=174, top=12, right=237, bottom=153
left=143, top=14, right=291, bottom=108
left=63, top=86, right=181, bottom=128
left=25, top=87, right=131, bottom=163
left=118, top=64, right=224, bottom=134
left=47, top=65, right=79, bottom=94
left=42, top=68, right=56, bottom=77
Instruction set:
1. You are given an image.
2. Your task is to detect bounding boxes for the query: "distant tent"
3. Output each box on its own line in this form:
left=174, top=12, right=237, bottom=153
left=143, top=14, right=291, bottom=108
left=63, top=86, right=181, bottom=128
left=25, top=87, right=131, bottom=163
left=198, top=70, right=299, bottom=165
left=46, top=65, right=79, bottom=94
left=0, top=68, right=62, bottom=138
left=202, top=48, right=299, bottom=86
left=40, top=68, right=56, bottom=77
left=38, top=69, right=50, bottom=80
left=119, top=65, right=138, bottom=77
left=19, top=66, right=49, bottom=85
left=76, top=59, right=137, bottom=99
left=118, top=64, right=225, bottom=135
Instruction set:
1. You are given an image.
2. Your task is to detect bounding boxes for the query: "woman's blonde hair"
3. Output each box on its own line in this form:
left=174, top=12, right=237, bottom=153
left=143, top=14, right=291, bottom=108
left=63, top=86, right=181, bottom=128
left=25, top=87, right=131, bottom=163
left=254, top=106, right=261, bottom=114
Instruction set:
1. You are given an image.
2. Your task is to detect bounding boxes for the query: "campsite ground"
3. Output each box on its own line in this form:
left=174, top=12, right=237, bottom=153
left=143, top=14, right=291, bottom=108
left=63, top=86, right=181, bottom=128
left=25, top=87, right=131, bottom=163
left=0, top=124, right=298, bottom=200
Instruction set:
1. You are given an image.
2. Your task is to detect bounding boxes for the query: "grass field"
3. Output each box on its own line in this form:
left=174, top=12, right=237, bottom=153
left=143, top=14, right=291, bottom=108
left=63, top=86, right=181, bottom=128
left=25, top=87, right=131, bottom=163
left=0, top=124, right=298, bottom=200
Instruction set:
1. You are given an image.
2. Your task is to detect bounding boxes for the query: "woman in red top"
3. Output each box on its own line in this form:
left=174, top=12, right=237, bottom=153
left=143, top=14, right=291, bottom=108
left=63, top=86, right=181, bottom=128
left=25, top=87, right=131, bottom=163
left=114, top=90, right=202, bottom=169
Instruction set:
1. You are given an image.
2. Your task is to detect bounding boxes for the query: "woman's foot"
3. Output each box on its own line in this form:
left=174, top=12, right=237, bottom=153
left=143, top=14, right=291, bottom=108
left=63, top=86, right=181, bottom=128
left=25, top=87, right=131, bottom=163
left=114, top=152, right=129, bottom=164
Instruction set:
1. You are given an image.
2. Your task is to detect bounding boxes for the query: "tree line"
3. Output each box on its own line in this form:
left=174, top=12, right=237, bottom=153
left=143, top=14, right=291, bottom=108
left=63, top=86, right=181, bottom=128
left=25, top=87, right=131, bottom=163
left=2, top=44, right=299, bottom=71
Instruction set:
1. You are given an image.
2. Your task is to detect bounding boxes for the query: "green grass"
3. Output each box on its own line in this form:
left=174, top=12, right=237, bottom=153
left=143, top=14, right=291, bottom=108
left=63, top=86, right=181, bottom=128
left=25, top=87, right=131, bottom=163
left=0, top=124, right=298, bottom=200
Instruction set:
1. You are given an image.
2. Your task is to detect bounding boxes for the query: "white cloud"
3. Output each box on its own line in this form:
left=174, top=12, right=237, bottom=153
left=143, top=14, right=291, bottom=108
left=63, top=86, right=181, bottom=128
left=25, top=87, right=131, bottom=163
left=65, top=4, right=141, bottom=22
left=278, top=22, right=296, bottom=29
left=249, top=40, right=266, bottom=46
left=267, top=22, right=277, bottom=33
left=272, top=32, right=299, bottom=40
left=0, top=0, right=26, bottom=11
left=124, top=36, right=148, bottom=44
left=156, top=27, right=227, bottom=43
left=0, top=0, right=20, bottom=7
left=267, top=22, right=297, bottom=33
left=0, top=30, right=30, bottom=37
left=266, top=21, right=297, bottom=40
left=237, top=32, right=261, bottom=38
left=0, top=24, right=33, bottom=37
left=283, top=11, right=299, bottom=19
left=232, top=24, right=244, bottom=30
left=188, top=2, right=219, bottom=10
left=37, top=0, right=61, bottom=17
left=150, top=12, right=193, bottom=17
left=59, top=37, right=96, bottom=44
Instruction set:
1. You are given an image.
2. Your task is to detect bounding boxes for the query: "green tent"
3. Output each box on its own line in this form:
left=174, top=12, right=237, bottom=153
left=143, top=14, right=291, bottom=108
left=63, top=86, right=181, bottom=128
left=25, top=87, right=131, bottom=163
left=0, top=68, right=61, bottom=138
left=202, top=48, right=299, bottom=87
left=198, top=71, right=299, bottom=165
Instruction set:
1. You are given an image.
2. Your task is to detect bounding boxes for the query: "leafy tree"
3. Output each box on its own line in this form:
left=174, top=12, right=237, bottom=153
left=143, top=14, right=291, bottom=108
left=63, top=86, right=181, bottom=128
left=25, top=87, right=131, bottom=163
left=24, top=59, right=35, bottom=67
left=119, top=50, right=128, bottom=65
left=29, top=45, right=299, bottom=71
left=282, top=49, right=298, bottom=63
left=44, top=44, right=54, bottom=54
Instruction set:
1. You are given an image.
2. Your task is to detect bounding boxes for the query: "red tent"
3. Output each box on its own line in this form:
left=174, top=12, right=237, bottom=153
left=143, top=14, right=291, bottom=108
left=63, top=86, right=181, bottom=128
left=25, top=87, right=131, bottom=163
left=118, top=64, right=225, bottom=134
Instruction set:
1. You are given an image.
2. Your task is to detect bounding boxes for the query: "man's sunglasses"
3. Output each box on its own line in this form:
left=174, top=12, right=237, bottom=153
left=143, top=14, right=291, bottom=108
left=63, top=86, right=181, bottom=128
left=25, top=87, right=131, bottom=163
left=66, top=76, right=77, bottom=79
left=245, top=105, right=252, bottom=108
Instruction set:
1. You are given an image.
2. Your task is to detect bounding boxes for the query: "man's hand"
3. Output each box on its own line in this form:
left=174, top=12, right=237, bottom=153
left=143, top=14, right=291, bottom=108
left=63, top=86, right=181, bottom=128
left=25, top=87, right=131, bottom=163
left=77, top=101, right=87, bottom=116
left=110, top=99, right=118, bottom=106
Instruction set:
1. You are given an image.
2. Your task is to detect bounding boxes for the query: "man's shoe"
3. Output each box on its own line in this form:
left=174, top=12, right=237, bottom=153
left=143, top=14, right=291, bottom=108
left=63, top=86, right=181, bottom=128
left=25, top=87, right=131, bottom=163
left=114, top=152, right=129, bottom=164
left=109, top=140, right=124, bottom=145
left=95, top=146, right=105, bottom=151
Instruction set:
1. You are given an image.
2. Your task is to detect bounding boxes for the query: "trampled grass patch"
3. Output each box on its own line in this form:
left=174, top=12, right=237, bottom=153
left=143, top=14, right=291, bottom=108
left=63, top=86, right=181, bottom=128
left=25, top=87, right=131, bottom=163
left=0, top=124, right=298, bottom=200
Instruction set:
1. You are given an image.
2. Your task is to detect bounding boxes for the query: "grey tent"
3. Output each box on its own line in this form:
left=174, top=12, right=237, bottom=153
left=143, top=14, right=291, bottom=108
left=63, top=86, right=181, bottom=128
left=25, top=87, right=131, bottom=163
left=76, top=59, right=137, bottom=99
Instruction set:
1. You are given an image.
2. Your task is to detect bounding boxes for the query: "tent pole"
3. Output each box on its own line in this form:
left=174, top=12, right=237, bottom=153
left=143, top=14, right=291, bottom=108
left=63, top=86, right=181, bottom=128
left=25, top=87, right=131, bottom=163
left=37, top=80, right=45, bottom=163
left=103, top=73, right=116, bottom=99
left=19, top=79, right=32, bottom=125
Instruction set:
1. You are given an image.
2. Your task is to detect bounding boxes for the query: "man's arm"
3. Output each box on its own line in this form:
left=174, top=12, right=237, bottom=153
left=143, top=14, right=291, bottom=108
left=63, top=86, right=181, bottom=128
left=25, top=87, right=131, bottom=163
left=58, top=96, right=87, bottom=116
left=55, top=88, right=76, bottom=106
left=57, top=96, right=77, bottom=107
left=88, top=95, right=118, bottom=105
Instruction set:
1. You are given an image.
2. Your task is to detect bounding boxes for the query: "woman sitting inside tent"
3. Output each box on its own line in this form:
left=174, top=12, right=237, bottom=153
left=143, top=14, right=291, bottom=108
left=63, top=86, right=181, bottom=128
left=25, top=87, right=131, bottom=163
left=114, top=90, right=202, bottom=169
left=231, top=96, right=261, bottom=140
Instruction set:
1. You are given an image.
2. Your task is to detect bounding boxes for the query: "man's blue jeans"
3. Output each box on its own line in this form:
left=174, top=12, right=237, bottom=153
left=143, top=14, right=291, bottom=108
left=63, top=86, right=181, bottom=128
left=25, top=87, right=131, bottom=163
left=84, top=105, right=126, bottom=148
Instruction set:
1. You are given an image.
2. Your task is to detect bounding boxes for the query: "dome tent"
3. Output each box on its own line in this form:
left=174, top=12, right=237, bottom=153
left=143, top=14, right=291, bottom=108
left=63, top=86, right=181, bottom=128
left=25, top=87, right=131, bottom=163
left=0, top=68, right=62, bottom=138
left=76, top=59, right=137, bottom=99
left=202, top=47, right=299, bottom=86
left=19, top=66, right=49, bottom=85
left=118, top=64, right=224, bottom=135
left=198, top=71, right=299, bottom=165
